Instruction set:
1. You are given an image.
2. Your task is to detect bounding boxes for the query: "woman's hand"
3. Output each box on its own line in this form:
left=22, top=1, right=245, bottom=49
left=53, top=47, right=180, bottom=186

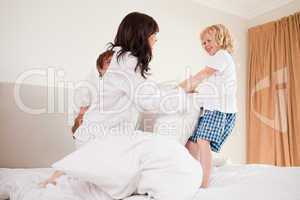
left=71, top=106, right=89, bottom=134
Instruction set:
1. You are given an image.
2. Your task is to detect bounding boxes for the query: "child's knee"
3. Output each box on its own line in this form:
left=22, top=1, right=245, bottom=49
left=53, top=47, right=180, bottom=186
left=196, top=139, right=210, bottom=146
left=186, top=142, right=200, bottom=160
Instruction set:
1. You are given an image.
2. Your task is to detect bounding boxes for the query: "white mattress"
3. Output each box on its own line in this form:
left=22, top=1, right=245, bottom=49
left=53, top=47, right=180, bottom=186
left=1, top=164, right=300, bottom=200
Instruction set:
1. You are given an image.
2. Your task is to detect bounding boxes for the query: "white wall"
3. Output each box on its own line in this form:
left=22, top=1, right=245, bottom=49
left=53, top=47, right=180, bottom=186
left=0, top=0, right=248, bottom=163
left=248, top=0, right=300, bottom=27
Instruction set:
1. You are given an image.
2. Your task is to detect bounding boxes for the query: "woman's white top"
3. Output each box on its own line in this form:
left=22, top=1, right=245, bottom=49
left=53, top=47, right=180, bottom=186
left=73, top=47, right=188, bottom=143
left=196, top=49, right=237, bottom=113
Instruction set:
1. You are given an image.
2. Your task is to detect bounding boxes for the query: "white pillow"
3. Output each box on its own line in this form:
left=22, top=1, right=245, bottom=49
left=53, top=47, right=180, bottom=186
left=212, top=152, right=231, bottom=167
left=52, top=136, right=141, bottom=200
left=152, top=93, right=201, bottom=145
left=153, top=111, right=199, bottom=145
left=153, top=101, right=230, bottom=167
left=52, top=134, right=202, bottom=200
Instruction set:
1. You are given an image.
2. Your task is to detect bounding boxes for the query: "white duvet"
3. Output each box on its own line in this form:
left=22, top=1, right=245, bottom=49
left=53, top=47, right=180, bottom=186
left=1, top=164, right=300, bottom=200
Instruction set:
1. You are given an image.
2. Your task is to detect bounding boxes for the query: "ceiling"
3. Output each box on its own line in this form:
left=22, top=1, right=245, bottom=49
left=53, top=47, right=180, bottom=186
left=192, top=0, right=296, bottom=19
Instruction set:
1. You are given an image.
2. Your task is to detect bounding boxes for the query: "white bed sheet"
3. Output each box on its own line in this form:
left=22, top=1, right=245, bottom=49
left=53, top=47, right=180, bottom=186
left=197, top=164, right=300, bottom=200
left=1, top=164, right=300, bottom=200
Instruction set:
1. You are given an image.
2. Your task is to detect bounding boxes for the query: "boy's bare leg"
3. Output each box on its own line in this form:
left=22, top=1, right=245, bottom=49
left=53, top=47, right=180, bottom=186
left=196, top=139, right=212, bottom=188
left=186, top=139, right=212, bottom=188
left=185, top=140, right=203, bottom=187
left=185, top=141, right=200, bottom=160
left=39, top=170, right=65, bottom=188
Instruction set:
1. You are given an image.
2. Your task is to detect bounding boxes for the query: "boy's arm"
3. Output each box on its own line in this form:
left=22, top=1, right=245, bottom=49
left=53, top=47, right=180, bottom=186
left=179, top=67, right=216, bottom=92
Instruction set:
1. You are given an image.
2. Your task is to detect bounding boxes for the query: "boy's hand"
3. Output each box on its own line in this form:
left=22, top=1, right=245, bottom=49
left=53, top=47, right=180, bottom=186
left=179, top=67, right=216, bottom=93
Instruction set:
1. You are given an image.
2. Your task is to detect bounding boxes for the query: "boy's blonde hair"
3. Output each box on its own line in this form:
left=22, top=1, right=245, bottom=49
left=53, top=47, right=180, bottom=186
left=200, top=24, right=234, bottom=54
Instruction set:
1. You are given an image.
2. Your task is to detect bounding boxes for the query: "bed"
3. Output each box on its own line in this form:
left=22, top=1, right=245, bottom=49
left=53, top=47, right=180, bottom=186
left=1, top=82, right=300, bottom=200
left=1, top=164, right=300, bottom=200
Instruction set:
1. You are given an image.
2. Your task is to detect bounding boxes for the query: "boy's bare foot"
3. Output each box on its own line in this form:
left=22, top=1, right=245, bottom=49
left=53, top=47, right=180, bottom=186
left=200, top=180, right=209, bottom=188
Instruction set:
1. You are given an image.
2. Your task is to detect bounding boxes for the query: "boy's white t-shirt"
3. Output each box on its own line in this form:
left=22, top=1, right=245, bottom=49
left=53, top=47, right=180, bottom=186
left=196, top=49, right=237, bottom=113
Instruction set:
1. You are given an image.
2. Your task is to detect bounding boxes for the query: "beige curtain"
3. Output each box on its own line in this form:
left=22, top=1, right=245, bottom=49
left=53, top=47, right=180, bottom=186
left=247, top=12, right=300, bottom=166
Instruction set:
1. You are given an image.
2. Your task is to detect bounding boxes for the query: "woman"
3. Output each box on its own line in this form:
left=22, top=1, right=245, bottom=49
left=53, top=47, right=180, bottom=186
left=50, top=12, right=202, bottom=200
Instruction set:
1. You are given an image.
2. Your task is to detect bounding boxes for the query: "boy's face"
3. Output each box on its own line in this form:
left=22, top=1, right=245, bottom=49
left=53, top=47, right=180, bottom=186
left=201, top=31, right=220, bottom=56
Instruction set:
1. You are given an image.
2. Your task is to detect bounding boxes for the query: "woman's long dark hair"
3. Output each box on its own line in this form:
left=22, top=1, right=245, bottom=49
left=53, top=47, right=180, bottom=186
left=109, top=12, right=159, bottom=79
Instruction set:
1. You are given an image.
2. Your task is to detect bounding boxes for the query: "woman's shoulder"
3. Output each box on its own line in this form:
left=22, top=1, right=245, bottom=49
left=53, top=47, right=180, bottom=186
left=112, top=47, right=138, bottom=71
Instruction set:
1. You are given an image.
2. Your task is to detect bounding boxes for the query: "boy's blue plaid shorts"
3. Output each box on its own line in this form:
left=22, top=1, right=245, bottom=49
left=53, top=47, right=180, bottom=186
left=189, top=110, right=236, bottom=152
